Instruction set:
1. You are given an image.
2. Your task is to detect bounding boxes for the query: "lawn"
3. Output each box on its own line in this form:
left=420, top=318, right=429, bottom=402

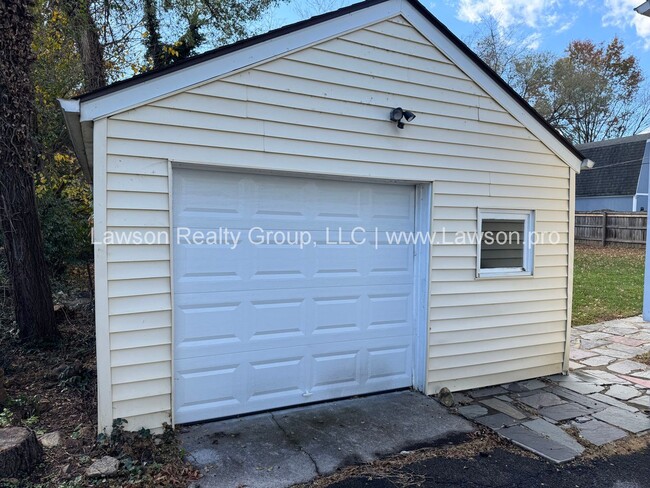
left=572, top=244, right=645, bottom=326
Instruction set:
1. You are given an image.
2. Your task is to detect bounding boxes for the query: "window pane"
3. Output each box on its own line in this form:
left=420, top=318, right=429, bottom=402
left=480, top=219, right=525, bottom=269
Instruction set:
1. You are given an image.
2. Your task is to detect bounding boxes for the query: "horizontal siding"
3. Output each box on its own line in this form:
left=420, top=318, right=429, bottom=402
left=100, top=15, right=572, bottom=429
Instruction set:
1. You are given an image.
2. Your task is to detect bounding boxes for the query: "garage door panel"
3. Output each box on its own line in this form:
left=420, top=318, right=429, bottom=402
left=174, top=336, right=413, bottom=424
left=174, top=170, right=414, bottom=231
left=173, top=169, right=417, bottom=423
left=174, top=237, right=414, bottom=294
left=174, top=285, right=414, bottom=360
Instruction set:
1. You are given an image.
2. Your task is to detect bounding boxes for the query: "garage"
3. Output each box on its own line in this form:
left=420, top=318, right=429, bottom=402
left=173, top=169, right=420, bottom=423
left=60, top=0, right=586, bottom=433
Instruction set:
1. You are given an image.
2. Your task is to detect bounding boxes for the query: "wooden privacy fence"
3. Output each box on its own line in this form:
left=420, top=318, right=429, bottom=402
left=575, top=211, right=647, bottom=246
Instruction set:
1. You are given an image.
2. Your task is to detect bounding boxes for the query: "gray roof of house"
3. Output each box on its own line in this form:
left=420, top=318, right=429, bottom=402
left=576, top=133, right=650, bottom=197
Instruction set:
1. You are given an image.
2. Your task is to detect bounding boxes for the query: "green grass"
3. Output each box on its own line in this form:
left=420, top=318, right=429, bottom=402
left=572, top=244, right=645, bottom=326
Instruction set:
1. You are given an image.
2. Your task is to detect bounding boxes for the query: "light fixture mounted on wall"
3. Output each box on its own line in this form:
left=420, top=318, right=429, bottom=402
left=390, top=107, right=416, bottom=129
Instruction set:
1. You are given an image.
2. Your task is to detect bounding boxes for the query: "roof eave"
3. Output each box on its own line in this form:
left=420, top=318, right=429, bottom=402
left=58, top=99, right=93, bottom=183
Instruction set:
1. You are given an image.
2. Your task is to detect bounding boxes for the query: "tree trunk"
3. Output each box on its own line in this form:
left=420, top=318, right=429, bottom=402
left=0, top=427, right=43, bottom=477
left=0, top=0, right=58, bottom=342
left=61, top=0, right=107, bottom=91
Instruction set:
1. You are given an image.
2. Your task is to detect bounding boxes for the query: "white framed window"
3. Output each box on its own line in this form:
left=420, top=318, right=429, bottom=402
left=476, top=209, right=535, bottom=278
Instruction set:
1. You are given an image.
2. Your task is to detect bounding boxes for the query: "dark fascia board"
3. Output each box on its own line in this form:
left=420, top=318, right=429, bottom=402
left=76, top=0, right=585, bottom=162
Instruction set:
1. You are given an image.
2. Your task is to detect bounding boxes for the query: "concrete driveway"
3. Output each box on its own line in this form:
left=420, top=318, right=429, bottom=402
left=180, top=390, right=475, bottom=488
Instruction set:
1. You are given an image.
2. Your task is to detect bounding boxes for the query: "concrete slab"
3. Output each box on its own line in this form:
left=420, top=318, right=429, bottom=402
left=180, top=391, right=475, bottom=488
left=180, top=413, right=317, bottom=488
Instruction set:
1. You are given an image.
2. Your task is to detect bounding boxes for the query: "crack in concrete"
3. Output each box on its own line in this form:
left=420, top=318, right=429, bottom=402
left=270, top=412, right=322, bottom=477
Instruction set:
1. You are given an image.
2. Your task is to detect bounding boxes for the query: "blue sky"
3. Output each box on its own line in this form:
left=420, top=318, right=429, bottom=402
left=269, top=0, right=650, bottom=75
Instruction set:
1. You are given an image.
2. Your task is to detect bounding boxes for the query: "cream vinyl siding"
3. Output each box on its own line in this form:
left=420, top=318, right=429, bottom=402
left=97, top=15, right=571, bottom=429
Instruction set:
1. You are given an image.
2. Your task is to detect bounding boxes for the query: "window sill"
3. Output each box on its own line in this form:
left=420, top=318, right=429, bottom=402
left=476, top=270, right=534, bottom=280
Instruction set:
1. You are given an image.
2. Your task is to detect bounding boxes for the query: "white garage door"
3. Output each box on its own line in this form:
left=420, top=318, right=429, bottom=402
left=173, top=168, right=417, bottom=423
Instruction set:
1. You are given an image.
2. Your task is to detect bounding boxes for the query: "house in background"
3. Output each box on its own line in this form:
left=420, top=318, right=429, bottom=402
left=60, top=0, right=590, bottom=433
left=576, top=133, right=650, bottom=212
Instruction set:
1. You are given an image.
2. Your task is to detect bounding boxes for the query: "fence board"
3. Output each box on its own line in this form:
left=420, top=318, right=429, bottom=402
left=575, top=211, right=647, bottom=246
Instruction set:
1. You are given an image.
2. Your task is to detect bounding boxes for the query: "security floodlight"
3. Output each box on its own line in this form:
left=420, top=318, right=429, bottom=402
left=389, top=107, right=416, bottom=129
left=390, top=107, right=404, bottom=122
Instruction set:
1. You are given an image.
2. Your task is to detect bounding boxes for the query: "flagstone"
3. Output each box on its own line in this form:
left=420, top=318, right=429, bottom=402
left=587, top=393, right=639, bottom=412
left=570, top=349, right=598, bottom=361
left=581, top=355, right=616, bottom=367
left=607, top=360, right=648, bottom=375
left=592, top=407, right=650, bottom=433
left=572, top=419, right=627, bottom=446
left=607, top=336, right=645, bottom=347
left=620, top=375, right=650, bottom=388
left=581, top=332, right=614, bottom=341
left=629, top=395, right=650, bottom=409
left=591, top=348, right=634, bottom=359
left=604, top=384, right=642, bottom=401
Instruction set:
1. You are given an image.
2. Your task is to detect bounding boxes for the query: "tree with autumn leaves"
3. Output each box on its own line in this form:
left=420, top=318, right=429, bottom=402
left=470, top=21, right=649, bottom=144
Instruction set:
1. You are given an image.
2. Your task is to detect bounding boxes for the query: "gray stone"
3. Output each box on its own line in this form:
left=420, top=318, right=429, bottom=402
left=502, top=382, right=528, bottom=393
left=468, top=386, right=508, bottom=398
left=573, top=419, right=627, bottom=446
left=570, top=349, right=598, bottom=361
left=453, top=392, right=473, bottom=405
left=560, top=381, right=604, bottom=395
left=603, top=326, right=640, bottom=336
left=38, top=432, right=61, bottom=448
left=629, top=395, right=650, bottom=409
left=495, top=395, right=513, bottom=403
left=592, top=407, right=650, bottom=434
left=607, top=360, right=648, bottom=375
left=546, top=386, right=609, bottom=411
left=581, top=332, right=613, bottom=341
left=605, top=385, right=642, bottom=401
left=475, top=413, right=519, bottom=430
left=588, top=393, right=639, bottom=412
left=458, top=404, right=488, bottom=419
left=569, top=361, right=585, bottom=370
left=523, top=419, right=584, bottom=454
left=539, top=403, right=592, bottom=422
left=577, top=369, right=631, bottom=385
left=592, top=348, right=635, bottom=359
left=86, top=456, right=119, bottom=478
left=480, top=398, right=527, bottom=420
left=520, top=379, right=547, bottom=390
left=580, top=339, right=609, bottom=350
left=582, top=356, right=616, bottom=367
left=498, top=425, right=579, bottom=463
left=519, top=392, right=565, bottom=409
left=608, top=343, right=647, bottom=356
left=437, top=387, right=455, bottom=407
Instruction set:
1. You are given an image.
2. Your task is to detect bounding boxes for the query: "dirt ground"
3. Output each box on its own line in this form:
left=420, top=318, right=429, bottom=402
left=0, top=283, right=198, bottom=487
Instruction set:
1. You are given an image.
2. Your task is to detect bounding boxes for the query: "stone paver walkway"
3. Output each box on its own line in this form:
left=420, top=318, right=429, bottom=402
left=445, top=316, right=650, bottom=464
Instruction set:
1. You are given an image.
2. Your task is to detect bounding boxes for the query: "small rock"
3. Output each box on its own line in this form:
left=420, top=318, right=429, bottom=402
left=437, top=387, right=455, bottom=407
left=154, top=437, right=163, bottom=446
left=39, top=432, right=61, bottom=448
left=85, top=456, right=119, bottom=478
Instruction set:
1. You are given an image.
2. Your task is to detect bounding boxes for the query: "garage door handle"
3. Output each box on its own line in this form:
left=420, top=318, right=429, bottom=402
left=302, top=391, right=313, bottom=398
